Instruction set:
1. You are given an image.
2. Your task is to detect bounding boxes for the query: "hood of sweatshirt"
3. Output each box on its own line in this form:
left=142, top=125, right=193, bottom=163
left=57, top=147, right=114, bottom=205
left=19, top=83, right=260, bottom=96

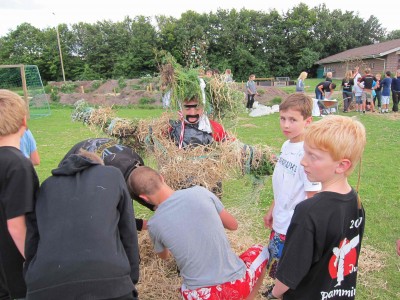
left=52, top=154, right=101, bottom=176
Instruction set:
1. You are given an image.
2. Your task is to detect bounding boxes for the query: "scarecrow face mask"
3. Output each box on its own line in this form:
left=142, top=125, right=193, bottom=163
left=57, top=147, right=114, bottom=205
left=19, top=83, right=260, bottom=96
left=183, top=100, right=204, bottom=124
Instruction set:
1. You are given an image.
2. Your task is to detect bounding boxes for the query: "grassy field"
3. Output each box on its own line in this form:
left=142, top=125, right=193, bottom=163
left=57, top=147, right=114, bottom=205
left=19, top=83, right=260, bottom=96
left=27, top=101, right=399, bottom=299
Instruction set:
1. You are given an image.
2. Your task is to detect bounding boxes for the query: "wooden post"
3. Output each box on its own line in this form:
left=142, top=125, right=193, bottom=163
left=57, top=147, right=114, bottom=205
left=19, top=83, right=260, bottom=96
left=81, top=85, right=84, bottom=93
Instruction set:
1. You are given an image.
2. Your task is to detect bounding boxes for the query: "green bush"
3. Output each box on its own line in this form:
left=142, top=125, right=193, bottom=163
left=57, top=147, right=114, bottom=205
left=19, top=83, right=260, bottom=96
left=118, top=77, right=127, bottom=89
left=44, top=84, right=52, bottom=94
left=91, top=80, right=102, bottom=91
left=60, top=82, right=77, bottom=94
left=139, top=97, right=156, bottom=105
left=257, top=89, right=265, bottom=95
left=270, top=97, right=282, bottom=105
left=139, top=75, right=152, bottom=85
left=49, top=86, right=60, bottom=102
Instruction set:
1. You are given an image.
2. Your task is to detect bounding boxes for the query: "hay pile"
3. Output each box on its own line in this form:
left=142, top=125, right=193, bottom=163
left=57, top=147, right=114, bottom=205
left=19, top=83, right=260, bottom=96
left=135, top=112, right=275, bottom=193
left=136, top=233, right=182, bottom=299
left=71, top=101, right=275, bottom=193
left=136, top=206, right=273, bottom=300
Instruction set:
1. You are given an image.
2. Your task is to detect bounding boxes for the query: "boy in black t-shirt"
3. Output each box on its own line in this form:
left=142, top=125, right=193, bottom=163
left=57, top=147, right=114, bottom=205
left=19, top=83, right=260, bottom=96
left=0, top=90, right=39, bottom=299
left=267, top=115, right=366, bottom=300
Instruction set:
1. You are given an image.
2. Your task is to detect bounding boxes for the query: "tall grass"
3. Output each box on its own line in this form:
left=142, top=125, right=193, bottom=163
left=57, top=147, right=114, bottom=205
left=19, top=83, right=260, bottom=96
left=28, top=103, right=399, bottom=299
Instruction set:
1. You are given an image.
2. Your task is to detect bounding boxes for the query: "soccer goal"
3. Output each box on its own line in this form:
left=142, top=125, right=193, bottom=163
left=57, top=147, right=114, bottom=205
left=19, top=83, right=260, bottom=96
left=0, top=64, right=51, bottom=118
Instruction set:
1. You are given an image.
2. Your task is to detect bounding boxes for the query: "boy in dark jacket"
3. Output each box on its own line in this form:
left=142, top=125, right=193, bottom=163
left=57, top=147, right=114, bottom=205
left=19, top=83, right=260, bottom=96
left=24, top=150, right=140, bottom=300
left=62, top=137, right=154, bottom=230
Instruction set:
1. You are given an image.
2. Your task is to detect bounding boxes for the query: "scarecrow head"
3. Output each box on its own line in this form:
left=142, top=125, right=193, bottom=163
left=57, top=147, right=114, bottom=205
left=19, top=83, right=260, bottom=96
left=182, top=97, right=204, bottom=124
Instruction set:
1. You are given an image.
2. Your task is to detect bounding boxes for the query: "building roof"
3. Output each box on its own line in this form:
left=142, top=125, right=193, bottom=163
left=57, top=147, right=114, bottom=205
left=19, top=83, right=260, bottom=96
left=316, top=38, right=400, bottom=64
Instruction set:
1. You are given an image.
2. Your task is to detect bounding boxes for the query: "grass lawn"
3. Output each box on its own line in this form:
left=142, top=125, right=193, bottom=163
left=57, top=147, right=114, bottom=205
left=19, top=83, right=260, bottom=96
left=28, top=102, right=399, bottom=299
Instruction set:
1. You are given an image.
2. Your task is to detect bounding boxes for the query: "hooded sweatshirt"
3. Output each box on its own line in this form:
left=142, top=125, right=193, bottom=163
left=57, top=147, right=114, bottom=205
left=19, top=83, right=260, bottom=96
left=24, top=154, right=140, bottom=300
left=61, top=138, right=154, bottom=231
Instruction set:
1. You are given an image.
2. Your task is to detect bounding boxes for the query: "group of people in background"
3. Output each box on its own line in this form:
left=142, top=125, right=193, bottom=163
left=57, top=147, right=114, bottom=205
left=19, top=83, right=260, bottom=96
left=340, top=66, right=400, bottom=113
left=296, top=66, right=400, bottom=114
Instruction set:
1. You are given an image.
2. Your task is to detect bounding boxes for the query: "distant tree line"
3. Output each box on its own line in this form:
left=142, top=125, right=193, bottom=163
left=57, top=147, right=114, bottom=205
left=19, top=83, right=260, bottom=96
left=1, top=3, right=399, bottom=83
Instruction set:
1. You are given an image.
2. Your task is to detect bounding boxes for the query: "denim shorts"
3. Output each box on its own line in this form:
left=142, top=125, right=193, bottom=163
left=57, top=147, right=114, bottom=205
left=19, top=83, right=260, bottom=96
left=355, top=96, right=363, bottom=104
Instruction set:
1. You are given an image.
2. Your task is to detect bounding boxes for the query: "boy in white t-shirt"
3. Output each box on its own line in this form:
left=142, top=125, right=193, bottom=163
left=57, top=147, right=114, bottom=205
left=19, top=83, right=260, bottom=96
left=262, top=92, right=321, bottom=297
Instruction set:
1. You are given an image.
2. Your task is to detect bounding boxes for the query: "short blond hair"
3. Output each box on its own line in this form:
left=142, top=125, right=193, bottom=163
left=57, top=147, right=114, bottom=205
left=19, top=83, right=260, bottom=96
left=279, top=92, right=313, bottom=119
left=0, top=89, right=27, bottom=136
left=304, top=115, right=366, bottom=176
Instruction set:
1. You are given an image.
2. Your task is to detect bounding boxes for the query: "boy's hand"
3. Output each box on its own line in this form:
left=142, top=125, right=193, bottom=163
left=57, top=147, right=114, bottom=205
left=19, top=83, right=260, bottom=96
left=264, top=210, right=273, bottom=229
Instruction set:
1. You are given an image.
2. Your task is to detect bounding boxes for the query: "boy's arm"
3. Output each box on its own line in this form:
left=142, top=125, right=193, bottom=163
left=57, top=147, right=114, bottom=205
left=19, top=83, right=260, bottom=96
left=157, top=248, right=171, bottom=260
left=220, top=209, right=238, bottom=231
left=30, top=150, right=40, bottom=166
left=271, top=279, right=290, bottom=299
left=317, top=84, right=324, bottom=95
left=264, top=200, right=275, bottom=229
left=7, top=215, right=27, bottom=258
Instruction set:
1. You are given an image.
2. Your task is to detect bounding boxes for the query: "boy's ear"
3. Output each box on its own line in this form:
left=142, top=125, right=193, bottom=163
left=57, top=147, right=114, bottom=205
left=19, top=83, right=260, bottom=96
left=22, top=116, right=27, bottom=128
left=140, top=194, right=150, bottom=203
left=336, top=159, right=352, bottom=174
left=305, top=116, right=312, bottom=126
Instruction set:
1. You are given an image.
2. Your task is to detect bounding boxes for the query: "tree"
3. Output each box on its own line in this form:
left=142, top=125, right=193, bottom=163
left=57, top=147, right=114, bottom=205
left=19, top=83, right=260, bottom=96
left=385, top=30, right=400, bottom=41
left=115, top=16, right=158, bottom=77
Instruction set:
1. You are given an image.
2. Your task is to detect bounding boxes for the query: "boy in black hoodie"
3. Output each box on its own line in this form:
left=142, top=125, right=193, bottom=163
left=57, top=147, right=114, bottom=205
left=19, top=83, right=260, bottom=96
left=61, top=137, right=154, bottom=231
left=24, top=150, right=140, bottom=300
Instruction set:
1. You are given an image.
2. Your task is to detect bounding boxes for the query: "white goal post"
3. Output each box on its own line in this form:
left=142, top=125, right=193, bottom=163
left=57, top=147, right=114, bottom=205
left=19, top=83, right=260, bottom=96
left=0, top=64, right=51, bottom=118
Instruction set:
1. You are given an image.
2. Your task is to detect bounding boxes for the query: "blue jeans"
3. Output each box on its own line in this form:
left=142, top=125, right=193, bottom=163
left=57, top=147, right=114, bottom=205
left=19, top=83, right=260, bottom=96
left=315, top=88, right=323, bottom=100
left=342, top=91, right=353, bottom=111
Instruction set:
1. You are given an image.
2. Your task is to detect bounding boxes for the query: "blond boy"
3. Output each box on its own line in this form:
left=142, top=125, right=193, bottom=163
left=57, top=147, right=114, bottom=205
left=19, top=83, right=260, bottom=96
left=269, top=115, right=366, bottom=299
left=263, top=93, right=321, bottom=295
left=0, top=90, right=39, bottom=299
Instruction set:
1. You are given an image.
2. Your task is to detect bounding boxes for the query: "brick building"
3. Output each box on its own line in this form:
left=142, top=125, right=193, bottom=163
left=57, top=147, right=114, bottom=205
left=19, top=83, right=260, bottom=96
left=315, top=38, right=400, bottom=78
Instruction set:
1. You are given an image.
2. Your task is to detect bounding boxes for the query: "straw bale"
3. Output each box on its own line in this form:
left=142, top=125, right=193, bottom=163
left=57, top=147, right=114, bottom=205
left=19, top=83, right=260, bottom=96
left=88, top=106, right=115, bottom=130
left=71, top=99, right=94, bottom=123
left=106, top=117, right=139, bottom=139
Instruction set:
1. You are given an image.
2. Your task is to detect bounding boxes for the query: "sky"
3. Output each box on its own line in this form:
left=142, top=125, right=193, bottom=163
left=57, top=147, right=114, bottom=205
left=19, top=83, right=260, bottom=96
left=0, top=0, right=398, bottom=37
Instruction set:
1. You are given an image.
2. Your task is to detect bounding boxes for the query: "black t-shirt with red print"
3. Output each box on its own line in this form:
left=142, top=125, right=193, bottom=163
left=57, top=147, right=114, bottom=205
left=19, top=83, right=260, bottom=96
left=276, top=189, right=365, bottom=300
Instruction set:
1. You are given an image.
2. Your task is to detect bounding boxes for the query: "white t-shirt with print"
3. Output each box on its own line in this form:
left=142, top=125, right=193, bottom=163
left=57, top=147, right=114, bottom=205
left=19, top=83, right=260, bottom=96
left=272, top=140, right=321, bottom=235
